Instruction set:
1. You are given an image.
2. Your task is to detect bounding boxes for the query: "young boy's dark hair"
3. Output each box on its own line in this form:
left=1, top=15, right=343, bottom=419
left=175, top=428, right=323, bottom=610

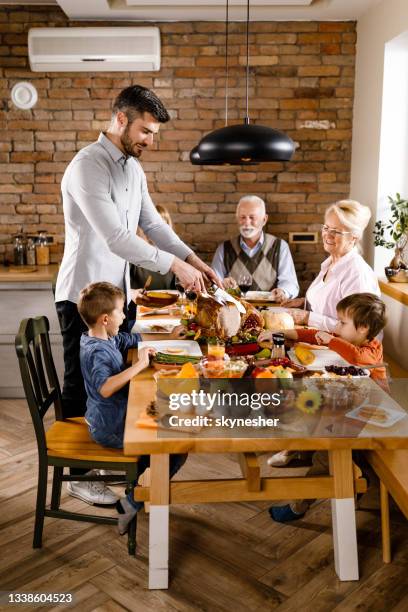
left=78, top=282, right=125, bottom=327
left=112, top=85, right=170, bottom=124
left=336, top=292, right=386, bottom=340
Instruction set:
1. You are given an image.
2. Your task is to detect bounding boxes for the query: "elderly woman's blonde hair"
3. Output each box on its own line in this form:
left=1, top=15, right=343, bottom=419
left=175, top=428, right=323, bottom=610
left=325, top=199, right=371, bottom=241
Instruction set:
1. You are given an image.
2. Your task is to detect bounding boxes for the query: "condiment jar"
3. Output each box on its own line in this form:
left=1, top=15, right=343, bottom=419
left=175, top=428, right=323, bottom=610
left=271, top=333, right=286, bottom=359
left=13, top=234, right=26, bottom=266
left=36, top=231, right=50, bottom=265
left=26, top=238, right=36, bottom=265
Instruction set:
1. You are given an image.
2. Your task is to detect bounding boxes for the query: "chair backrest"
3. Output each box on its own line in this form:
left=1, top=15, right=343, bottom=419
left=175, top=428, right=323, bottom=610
left=15, top=316, right=63, bottom=456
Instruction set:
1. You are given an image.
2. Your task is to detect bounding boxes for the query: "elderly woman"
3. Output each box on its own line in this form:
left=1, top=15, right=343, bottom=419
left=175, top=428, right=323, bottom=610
left=282, top=199, right=380, bottom=330
left=260, top=200, right=380, bottom=468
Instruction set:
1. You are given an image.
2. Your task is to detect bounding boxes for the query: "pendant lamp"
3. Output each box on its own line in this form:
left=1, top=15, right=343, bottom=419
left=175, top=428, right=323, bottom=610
left=190, top=0, right=295, bottom=166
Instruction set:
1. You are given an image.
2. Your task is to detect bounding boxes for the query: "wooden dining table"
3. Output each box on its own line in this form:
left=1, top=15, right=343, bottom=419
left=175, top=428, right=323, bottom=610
left=124, top=313, right=408, bottom=590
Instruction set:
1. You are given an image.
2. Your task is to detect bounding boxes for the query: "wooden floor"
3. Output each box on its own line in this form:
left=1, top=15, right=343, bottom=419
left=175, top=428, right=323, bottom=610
left=1, top=399, right=408, bottom=611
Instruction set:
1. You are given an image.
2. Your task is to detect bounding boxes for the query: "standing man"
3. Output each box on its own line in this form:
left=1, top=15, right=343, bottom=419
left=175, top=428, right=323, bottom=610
left=55, top=85, right=220, bottom=504
left=211, top=195, right=299, bottom=301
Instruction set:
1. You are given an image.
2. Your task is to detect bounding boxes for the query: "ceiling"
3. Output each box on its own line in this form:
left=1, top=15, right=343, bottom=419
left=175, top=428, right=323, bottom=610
left=1, top=0, right=383, bottom=22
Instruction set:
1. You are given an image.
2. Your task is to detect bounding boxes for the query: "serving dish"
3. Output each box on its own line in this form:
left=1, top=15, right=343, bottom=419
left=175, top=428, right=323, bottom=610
left=132, top=317, right=181, bottom=334
left=136, top=290, right=179, bottom=308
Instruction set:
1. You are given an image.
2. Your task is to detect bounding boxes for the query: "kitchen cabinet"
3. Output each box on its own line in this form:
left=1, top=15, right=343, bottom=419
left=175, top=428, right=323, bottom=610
left=0, top=266, right=64, bottom=398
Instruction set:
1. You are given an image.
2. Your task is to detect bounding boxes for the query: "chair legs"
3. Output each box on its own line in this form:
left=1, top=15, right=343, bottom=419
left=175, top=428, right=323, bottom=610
left=33, top=460, right=48, bottom=549
left=50, top=466, right=63, bottom=511
left=380, top=481, right=391, bottom=563
left=126, top=479, right=137, bottom=556
left=33, top=462, right=139, bottom=555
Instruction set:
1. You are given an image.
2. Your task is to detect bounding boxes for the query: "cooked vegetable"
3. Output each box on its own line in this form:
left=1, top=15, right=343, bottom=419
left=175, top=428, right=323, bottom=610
left=294, top=345, right=315, bottom=365
left=154, top=352, right=201, bottom=365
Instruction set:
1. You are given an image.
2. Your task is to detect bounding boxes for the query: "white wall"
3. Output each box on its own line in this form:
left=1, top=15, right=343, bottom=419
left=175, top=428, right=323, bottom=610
left=350, top=0, right=408, bottom=266
left=351, top=0, right=408, bottom=369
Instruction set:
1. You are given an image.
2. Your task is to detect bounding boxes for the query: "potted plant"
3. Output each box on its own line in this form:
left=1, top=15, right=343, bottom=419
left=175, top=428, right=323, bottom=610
left=374, top=193, right=408, bottom=282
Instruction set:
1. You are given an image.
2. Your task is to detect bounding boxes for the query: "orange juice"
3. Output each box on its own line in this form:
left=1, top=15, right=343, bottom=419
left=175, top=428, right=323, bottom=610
left=207, top=343, right=225, bottom=361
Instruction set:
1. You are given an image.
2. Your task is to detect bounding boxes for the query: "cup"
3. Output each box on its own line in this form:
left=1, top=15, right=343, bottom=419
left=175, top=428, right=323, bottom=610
left=207, top=341, right=225, bottom=361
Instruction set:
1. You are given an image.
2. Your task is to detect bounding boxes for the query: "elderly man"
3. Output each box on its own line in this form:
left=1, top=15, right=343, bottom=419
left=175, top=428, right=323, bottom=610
left=211, top=195, right=299, bottom=301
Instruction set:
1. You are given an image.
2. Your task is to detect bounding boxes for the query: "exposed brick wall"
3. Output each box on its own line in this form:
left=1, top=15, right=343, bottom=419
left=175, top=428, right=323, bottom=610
left=0, top=6, right=356, bottom=291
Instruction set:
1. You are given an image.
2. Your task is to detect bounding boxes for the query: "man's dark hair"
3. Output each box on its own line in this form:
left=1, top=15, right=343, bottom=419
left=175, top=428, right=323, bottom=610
left=336, top=293, right=387, bottom=341
left=112, top=85, right=170, bottom=123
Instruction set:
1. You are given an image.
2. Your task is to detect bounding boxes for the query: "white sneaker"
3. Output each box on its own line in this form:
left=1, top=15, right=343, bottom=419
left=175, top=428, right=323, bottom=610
left=66, top=473, right=119, bottom=505
left=267, top=450, right=296, bottom=467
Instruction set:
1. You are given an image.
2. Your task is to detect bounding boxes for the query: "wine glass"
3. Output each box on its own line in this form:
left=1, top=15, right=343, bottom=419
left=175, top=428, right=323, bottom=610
left=237, top=273, right=252, bottom=297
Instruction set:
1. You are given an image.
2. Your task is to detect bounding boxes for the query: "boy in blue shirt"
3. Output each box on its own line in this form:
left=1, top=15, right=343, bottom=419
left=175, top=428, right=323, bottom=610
left=78, top=281, right=187, bottom=535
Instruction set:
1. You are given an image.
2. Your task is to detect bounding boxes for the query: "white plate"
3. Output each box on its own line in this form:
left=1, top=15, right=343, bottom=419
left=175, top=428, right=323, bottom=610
left=289, top=348, right=351, bottom=371
left=245, top=291, right=275, bottom=301
left=137, top=339, right=202, bottom=357
left=346, top=404, right=408, bottom=428
left=132, top=317, right=181, bottom=334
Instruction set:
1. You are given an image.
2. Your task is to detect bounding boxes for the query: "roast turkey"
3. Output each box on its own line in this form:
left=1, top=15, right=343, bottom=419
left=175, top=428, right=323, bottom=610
left=195, top=294, right=264, bottom=340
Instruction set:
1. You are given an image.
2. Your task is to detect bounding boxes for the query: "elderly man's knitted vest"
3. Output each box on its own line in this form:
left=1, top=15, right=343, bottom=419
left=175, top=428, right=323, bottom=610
left=223, top=234, right=281, bottom=291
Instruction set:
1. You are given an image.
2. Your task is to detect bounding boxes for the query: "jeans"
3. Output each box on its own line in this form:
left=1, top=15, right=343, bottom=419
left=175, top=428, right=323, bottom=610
left=56, top=300, right=88, bottom=419
left=89, top=423, right=187, bottom=511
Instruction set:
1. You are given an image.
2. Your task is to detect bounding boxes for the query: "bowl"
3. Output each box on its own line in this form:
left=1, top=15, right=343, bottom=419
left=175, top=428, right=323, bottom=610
left=136, top=290, right=179, bottom=308
left=199, top=358, right=229, bottom=379
left=384, top=267, right=408, bottom=283
left=225, top=359, right=248, bottom=378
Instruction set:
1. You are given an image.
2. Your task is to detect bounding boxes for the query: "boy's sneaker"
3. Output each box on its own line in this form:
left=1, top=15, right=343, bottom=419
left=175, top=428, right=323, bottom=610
left=67, top=475, right=118, bottom=505
left=116, top=496, right=140, bottom=535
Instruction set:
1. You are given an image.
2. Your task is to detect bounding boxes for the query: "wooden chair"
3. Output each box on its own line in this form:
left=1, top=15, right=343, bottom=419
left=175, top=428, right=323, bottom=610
left=15, top=316, right=140, bottom=555
left=365, top=450, right=408, bottom=563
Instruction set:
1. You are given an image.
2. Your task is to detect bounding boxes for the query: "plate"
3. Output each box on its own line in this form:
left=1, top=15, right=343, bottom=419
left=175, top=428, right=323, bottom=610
left=137, top=339, right=202, bottom=357
left=289, top=348, right=350, bottom=371
left=132, top=317, right=181, bottom=334
left=346, top=404, right=408, bottom=428
left=245, top=291, right=275, bottom=302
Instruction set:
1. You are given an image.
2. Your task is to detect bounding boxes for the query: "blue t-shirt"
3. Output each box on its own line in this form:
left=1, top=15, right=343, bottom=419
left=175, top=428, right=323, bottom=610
left=80, top=331, right=141, bottom=439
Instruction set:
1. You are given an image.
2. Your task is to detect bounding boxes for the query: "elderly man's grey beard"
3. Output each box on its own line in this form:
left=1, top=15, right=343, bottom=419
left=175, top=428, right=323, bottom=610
left=240, top=226, right=260, bottom=238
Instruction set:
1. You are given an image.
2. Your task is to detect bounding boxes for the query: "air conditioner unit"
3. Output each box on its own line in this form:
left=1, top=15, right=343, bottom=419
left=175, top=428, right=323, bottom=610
left=28, top=27, right=161, bottom=72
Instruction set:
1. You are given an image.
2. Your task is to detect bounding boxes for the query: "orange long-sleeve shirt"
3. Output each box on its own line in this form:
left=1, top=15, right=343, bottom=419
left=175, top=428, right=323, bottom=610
left=295, top=328, right=386, bottom=380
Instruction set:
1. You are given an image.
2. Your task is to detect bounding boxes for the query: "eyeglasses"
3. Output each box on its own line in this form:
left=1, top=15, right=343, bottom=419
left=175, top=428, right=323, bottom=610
left=321, top=224, right=351, bottom=237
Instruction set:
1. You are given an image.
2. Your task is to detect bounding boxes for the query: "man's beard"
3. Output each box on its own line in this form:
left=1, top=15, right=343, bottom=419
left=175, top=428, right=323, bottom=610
left=120, top=127, right=145, bottom=158
left=240, top=226, right=261, bottom=239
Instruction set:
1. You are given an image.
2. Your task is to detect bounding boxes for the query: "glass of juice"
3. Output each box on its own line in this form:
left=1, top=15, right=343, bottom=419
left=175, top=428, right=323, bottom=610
left=207, top=340, right=225, bottom=361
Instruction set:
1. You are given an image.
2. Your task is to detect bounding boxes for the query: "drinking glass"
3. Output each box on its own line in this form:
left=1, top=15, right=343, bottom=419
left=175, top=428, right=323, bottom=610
left=207, top=339, right=225, bottom=361
left=237, top=273, right=252, bottom=297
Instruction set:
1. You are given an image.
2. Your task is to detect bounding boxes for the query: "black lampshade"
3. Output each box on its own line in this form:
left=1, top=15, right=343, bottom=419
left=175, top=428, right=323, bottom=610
left=189, top=145, right=225, bottom=165
left=190, top=122, right=295, bottom=165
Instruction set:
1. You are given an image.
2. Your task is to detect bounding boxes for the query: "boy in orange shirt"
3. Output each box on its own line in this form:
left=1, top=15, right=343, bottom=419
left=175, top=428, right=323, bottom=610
left=258, top=292, right=387, bottom=522
left=259, top=292, right=387, bottom=381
